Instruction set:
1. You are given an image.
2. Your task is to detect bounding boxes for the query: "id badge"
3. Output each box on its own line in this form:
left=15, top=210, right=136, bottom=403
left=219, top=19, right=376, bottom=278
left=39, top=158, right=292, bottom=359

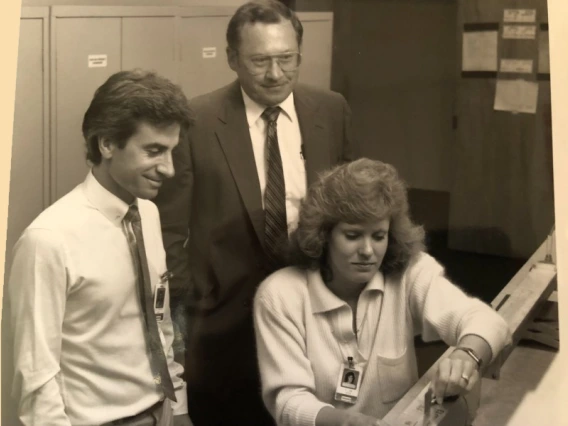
left=334, top=357, right=363, bottom=404
left=154, top=271, right=171, bottom=322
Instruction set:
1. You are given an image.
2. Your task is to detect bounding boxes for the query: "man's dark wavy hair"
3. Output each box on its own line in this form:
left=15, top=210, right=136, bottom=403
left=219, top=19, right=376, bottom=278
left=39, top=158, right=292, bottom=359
left=82, top=69, right=193, bottom=165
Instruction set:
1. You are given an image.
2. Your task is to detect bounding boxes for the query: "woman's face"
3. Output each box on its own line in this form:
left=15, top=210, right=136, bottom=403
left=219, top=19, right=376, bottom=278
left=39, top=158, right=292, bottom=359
left=327, top=219, right=390, bottom=296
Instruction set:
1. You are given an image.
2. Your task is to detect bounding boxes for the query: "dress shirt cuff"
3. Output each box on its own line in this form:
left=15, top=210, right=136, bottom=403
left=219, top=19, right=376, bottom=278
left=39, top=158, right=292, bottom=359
left=283, top=398, right=334, bottom=426
left=172, top=381, right=188, bottom=415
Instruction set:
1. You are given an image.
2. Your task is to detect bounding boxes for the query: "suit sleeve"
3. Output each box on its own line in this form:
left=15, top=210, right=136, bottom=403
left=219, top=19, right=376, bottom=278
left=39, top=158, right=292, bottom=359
left=153, top=131, right=194, bottom=316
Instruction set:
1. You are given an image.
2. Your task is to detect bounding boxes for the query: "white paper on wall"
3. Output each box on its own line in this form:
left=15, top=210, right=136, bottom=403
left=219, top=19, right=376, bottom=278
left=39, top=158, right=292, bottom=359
left=500, top=59, right=533, bottom=74
left=504, top=9, right=537, bottom=23
left=494, top=79, right=539, bottom=114
left=503, top=25, right=537, bottom=40
left=462, top=31, right=498, bottom=71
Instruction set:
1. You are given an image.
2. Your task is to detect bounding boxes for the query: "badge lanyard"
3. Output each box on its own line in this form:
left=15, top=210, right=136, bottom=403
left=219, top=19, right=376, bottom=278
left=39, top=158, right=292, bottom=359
left=333, top=299, right=379, bottom=405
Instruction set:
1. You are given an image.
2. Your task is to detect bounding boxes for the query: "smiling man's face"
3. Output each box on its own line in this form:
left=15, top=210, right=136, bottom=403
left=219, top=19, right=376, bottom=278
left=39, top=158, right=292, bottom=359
left=100, top=121, right=180, bottom=203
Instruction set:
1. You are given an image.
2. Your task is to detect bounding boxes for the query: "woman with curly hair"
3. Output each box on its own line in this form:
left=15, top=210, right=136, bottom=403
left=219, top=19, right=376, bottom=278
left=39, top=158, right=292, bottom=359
left=253, top=158, right=511, bottom=426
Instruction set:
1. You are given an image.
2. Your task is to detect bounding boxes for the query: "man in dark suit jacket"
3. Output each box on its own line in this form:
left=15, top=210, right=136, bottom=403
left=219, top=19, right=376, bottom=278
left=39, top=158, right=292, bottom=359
left=154, top=1, right=354, bottom=425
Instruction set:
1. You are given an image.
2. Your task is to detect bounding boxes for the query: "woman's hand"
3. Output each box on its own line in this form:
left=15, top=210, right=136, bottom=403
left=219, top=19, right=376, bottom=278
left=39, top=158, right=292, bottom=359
left=431, top=350, right=479, bottom=404
left=316, top=407, right=386, bottom=426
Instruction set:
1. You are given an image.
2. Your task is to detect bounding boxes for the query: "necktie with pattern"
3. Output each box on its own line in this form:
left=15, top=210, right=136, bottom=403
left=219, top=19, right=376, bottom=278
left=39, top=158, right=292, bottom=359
left=123, top=205, right=177, bottom=402
left=261, top=106, right=288, bottom=268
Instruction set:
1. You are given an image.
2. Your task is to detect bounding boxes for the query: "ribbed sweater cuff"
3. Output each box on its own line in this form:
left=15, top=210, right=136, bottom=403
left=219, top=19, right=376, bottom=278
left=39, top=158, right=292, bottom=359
left=282, top=399, right=334, bottom=426
left=459, top=321, right=512, bottom=364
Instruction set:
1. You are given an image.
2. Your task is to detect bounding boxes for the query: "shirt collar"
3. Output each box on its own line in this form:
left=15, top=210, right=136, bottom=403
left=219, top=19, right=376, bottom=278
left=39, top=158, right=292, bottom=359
left=83, top=169, right=137, bottom=225
left=308, top=269, right=385, bottom=314
left=240, top=86, right=295, bottom=128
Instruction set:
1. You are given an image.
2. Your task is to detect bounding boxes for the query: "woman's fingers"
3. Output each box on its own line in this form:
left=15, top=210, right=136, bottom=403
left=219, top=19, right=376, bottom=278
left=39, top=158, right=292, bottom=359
left=432, top=357, right=478, bottom=404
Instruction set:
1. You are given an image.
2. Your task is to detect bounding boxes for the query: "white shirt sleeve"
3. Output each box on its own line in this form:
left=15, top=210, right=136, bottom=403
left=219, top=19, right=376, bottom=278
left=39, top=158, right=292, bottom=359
left=8, top=228, right=73, bottom=426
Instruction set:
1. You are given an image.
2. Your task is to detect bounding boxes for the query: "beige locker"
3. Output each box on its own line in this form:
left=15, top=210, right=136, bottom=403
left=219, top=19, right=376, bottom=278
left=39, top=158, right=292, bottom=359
left=178, top=8, right=237, bottom=99
left=177, top=9, right=333, bottom=99
left=52, top=10, right=121, bottom=201
left=297, top=12, right=333, bottom=90
left=50, top=6, right=335, bottom=205
left=2, top=8, right=50, bottom=426
left=122, top=16, right=178, bottom=83
left=6, top=11, right=49, bottom=266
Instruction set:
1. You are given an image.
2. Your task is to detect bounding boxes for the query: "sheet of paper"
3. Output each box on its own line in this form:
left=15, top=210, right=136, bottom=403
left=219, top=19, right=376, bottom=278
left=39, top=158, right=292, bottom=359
left=462, top=31, right=498, bottom=71
left=503, top=25, right=537, bottom=39
left=504, top=9, right=536, bottom=23
left=494, top=79, right=539, bottom=114
left=538, top=31, right=550, bottom=73
left=500, top=59, right=533, bottom=74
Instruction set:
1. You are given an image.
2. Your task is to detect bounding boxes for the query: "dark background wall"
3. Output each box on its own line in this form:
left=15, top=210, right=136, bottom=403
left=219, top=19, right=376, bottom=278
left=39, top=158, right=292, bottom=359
left=327, top=0, right=529, bottom=304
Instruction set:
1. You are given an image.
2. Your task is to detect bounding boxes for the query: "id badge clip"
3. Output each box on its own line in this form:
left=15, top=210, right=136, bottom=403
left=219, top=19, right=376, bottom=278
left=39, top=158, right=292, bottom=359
left=334, top=356, right=363, bottom=405
left=154, top=271, right=172, bottom=322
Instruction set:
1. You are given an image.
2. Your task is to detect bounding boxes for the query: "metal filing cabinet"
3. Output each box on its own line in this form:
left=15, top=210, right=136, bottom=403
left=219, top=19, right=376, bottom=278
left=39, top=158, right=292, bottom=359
left=177, top=9, right=335, bottom=98
left=47, top=6, right=333, bottom=204
left=6, top=8, right=50, bottom=274
left=3, top=8, right=50, bottom=426
left=178, top=7, right=236, bottom=99
left=49, top=6, right=335, bottom=205
left=122, top=12, right=179, bottom=83
left=51, top=7, right=181, bottom=202
left=52, top=9, right=121, bottom=201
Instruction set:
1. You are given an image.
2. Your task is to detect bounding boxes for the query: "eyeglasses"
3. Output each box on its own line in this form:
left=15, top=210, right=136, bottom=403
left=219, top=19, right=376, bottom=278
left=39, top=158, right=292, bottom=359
left=241, top=52, right=302, bottom=75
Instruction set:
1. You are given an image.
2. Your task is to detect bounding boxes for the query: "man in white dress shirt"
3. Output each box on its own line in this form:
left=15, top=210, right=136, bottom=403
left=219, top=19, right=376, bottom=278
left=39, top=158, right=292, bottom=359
left=8, top=69, right=194, bottom=426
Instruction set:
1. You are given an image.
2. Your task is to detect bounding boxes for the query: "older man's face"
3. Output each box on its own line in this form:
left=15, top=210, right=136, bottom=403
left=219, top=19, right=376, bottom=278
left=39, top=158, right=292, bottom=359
left=228, top=19, right=301, bottom=107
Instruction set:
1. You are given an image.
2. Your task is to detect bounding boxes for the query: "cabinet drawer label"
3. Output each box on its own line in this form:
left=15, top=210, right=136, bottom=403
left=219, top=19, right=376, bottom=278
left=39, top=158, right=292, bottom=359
left=202, top=47, right=217, bottom=59
left=88, top=54, right=108, bottom=68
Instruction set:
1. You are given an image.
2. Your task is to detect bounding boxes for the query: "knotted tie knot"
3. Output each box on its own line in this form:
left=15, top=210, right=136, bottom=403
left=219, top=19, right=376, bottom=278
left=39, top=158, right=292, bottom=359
left=124, top=204, right=141, bottom=223
left=261, top=106, right=281, bottom=124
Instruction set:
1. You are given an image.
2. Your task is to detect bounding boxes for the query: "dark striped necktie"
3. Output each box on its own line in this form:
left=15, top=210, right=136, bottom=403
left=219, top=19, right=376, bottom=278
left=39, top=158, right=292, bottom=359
left=123, top=205, right=177, bottom=402
left=262, top=106, right=288, bottom=268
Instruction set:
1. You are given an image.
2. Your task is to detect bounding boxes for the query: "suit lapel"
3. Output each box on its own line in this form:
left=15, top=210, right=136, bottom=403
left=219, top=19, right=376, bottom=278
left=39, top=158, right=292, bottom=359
left=215, top=82, right=265, bottom=247
left=294, top=87, right=332, bottom=186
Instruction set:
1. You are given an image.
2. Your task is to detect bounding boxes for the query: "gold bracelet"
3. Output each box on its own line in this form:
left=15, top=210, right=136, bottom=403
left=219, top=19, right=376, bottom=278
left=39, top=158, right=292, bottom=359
left=454, top=346, right=483, bottom=370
